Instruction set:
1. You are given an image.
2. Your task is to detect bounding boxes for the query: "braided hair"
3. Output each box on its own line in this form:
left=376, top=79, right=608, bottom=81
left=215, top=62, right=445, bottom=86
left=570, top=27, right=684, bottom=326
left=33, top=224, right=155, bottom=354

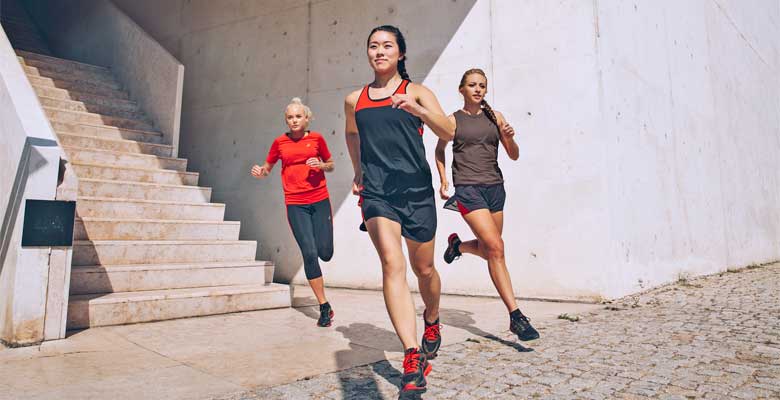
left=459, top=68, right=499, bottom=131
left=367, top=25, right=410, bottom=81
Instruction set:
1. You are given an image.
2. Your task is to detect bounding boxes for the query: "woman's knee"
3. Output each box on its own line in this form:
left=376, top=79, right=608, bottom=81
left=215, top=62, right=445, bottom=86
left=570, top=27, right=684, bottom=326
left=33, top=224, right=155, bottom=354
left=411, top=259, right=436, bottom=280
left=481, top=237, right=505, bottom=259
left=318, top=243, right=334, bottom=262
left=381, top=258, right=407, bottom=281
left=300, top=245, right=319, bottom=265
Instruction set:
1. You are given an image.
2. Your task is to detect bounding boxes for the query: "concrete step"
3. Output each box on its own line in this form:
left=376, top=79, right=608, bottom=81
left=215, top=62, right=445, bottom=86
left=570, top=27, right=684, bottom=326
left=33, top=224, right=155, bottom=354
left=76, top=197, right=226, bottom=221
left=19, top=56, right=115, bottom=81
left=23, top=64, right=121, bottom=89
left=69, top=261, right=274, bottom=295
left=63, top=146, right=187, bottom=171
left=51, top=121, right=164, bottom=144
left=16, top=49, right=109, bottom=73
left=59, top=133, right=173, bottom=157
left=72, top=240, right=258, bottom=266
left=78, top=179, right=212, bottom=202
left=31, top=84, right=139, bottom=111
left=27, top=75, right=130, bottom=99
left=37, top=95, right=147, bottom=122
left=74, top=218, right=241, bottom=241
left=71, top=162, right=198, bottom=186
left=45, top=107, right=155, bottom=131
left=67, top=283, right=290, bottom=328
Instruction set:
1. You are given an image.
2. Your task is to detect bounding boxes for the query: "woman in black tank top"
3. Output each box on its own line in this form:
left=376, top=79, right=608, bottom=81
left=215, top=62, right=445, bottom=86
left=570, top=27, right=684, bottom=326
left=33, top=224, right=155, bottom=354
left=344, top=25, right=454, bottom=395
left=434, top=69, right=540, bottom=342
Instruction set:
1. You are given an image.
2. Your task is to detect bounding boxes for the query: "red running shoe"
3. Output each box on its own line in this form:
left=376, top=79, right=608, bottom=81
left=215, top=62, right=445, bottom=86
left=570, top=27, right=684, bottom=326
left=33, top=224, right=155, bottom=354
left=421, top=310, right=442, bottom=359
left=400, top=347, right=432, bottom=395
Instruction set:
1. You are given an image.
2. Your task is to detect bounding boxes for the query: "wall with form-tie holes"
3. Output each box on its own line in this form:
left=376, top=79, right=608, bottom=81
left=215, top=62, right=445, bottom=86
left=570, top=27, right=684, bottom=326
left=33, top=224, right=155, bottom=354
left=114, top=0, right=780, bottom=301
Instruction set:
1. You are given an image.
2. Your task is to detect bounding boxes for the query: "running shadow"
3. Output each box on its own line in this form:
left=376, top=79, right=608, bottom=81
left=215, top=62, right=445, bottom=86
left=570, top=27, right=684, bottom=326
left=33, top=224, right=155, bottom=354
left=433, top=308, right=534, bottom=353
left=334, top=323, right=404, bottom=400
left=293, top=303, right=320, bottom=321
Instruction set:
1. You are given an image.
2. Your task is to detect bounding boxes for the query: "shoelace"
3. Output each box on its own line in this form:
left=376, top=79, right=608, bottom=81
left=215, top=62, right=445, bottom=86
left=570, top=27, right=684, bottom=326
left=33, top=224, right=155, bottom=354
left=512, top=315, right=531, bottom=328
left=403, top=351, right=422, bottom=374
left=423, top=323, right=441, bottom=341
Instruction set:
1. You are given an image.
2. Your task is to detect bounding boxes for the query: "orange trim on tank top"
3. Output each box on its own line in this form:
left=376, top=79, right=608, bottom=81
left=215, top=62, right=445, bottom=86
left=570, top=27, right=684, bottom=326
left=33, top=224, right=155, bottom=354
left=355, top=79, right=409, bottom=112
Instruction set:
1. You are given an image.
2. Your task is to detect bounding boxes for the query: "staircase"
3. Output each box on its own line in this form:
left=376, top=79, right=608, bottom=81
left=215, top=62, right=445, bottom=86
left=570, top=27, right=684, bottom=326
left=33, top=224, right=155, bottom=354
left=1, top=1, right=290, bottom=329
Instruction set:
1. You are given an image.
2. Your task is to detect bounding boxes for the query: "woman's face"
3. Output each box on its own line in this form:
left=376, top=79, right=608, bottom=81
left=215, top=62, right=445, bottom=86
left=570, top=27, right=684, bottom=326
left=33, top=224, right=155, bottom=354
left=460, top=73, right=488, bottom=105
left=367, top=30, right=402, bottom=75
left=285, top=104, right=309, bottom=132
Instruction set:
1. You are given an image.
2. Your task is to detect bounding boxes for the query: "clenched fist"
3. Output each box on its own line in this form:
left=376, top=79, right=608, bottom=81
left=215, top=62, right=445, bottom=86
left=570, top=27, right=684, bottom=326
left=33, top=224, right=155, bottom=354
left=250, top=164, right=270, bottom=179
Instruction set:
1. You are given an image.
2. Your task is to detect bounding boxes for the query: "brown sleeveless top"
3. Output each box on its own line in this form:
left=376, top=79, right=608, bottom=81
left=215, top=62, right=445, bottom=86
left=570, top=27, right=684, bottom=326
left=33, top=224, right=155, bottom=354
left=451, top=109, right=503, bottom=186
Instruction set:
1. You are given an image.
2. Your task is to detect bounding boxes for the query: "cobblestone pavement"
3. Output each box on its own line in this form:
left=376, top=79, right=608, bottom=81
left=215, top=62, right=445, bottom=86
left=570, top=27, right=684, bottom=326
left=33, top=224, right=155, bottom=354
left=217, top=264, right=780, bottom=400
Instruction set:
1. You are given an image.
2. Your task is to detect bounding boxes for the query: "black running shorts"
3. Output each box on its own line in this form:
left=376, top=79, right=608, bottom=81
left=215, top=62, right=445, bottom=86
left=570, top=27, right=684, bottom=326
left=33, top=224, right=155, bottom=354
left=359, top=191, right=437, bottom=243
left=444, top=183, right=506, bottom=215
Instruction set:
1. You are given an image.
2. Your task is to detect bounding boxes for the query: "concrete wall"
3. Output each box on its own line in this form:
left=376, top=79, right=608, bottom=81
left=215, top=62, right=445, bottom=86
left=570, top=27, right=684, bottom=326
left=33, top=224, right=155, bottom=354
left=113, top=0, right=779, bottom=301
left=24, top=0, right=184, bottom=154
left=0, top=25, right=74, bottom=345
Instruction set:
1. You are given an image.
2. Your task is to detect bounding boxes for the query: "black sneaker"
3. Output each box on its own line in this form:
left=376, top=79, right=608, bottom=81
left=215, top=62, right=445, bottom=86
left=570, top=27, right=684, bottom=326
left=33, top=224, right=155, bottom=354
left=421, top=310, right=442, bottom=359
left=317, top=302, right=334, bottom=327
left=443, top=233, right=462, bottom=264
left=400, top=348, right=431, bottom=395
left=509, top=310, right=540, bottom=341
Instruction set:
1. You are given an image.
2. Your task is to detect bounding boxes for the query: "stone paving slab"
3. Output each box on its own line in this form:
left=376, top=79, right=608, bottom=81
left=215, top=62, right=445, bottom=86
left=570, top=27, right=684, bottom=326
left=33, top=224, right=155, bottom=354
left=218, top=263, right=780, bottom=400
left=0, top=287, right=598, bottom=399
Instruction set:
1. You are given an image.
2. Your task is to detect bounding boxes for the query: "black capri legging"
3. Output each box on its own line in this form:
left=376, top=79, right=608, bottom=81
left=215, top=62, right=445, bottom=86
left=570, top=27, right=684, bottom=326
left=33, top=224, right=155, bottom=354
left=286, top=198, right=334, bottom=280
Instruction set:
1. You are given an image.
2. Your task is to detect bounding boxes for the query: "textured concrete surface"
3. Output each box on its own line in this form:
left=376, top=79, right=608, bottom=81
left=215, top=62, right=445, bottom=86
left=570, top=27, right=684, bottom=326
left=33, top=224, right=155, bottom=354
left=0, top=288, right=598, bottom=399
left=220, top=263, right=780, bottom=400
left=25, top=0, right=184, bottom=153
left=107, top=0, right=780, bottom=301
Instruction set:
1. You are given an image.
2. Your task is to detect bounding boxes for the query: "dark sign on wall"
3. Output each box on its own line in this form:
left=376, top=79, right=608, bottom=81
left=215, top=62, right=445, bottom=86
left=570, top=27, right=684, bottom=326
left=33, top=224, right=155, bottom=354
left=21, top=200, right=76, bottom=247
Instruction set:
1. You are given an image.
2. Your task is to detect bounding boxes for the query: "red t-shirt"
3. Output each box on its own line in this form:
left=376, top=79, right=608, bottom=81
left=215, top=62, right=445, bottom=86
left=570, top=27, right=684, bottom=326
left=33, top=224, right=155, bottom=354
left=266, top=131, right=332, bottom=205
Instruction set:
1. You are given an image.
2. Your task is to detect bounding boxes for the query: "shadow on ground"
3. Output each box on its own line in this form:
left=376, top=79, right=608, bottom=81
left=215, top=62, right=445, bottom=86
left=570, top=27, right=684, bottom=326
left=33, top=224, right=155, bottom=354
left=293, top=304, right=403, bottom=399
left=434, top=307, right=533, bottom=353
left=335, top=323, right=402, bottom=400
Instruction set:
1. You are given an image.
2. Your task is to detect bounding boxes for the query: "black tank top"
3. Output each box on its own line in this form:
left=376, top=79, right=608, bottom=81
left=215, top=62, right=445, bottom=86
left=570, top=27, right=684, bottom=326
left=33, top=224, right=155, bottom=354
left=355, top=80, right=433, bottom=198
left=452, top=109, right=503, bottom=186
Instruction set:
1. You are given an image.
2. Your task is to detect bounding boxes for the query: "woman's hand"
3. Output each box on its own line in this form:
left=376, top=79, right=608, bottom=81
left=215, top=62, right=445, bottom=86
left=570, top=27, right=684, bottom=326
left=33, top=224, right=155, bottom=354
left=306, top=157, right=322, bottom=170
left=500, top=121, right=515, bottom=138
left=352, top=174, right=363, bottom=195
left=250, top=164, right=270, bottom=179
left=439, top=180, right=451, bottom=200
left=391, top=93, right=426, bottom=118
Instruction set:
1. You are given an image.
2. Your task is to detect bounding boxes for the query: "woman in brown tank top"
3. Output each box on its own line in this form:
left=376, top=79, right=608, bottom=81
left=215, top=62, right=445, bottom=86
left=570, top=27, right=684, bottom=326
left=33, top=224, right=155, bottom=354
left=434, top=68, right=540, bottom=342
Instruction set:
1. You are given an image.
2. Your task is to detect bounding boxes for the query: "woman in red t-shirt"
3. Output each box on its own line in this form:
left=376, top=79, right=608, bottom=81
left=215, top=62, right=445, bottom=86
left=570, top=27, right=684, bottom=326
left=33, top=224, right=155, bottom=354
left=251, top=98, right=336, bottom=327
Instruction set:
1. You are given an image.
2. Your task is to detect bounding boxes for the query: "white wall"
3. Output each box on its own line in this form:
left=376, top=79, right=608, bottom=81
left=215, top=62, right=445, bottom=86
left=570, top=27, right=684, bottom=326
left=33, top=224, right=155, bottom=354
left=113, top=0, right=779, bottom=301
left=0, top=24, right=74, bottom=345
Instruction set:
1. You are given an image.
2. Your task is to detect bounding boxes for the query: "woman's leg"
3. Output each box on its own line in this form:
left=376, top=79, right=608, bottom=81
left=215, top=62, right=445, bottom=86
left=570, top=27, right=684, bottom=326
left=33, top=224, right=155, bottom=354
left=365, top=217, right=418, bottom=350
left=286, top=204, right=327, bottom=304
left=307, top=198, right=335, bottom=307
left=461, top=209, right=518, bottom=313
left=308, top=277, right=327, bottom=305
left=312, top=198, right=334, bottom=262
left=405, top=238, right=441, bottom=323
left=458, top=210, right=503, bottom=257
